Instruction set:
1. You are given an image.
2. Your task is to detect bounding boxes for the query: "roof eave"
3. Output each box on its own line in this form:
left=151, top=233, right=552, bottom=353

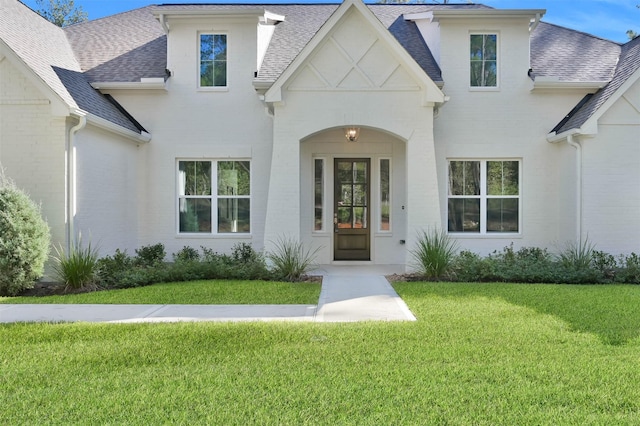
left=532, top=79, right=608, bottom=91
left=432, top=9, right=546, bottom=20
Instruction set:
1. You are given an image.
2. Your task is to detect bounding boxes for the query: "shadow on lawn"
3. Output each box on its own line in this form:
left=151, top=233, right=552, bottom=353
left=397, top=282, right=640, bottom=346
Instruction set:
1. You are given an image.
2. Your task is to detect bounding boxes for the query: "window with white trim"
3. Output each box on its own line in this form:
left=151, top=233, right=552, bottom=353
left=447, top=160, right=519, bottom=234
left=470, top=33, right=497, bottom=87
left=314, top=158, right=324, bottom=231
left=199, top=34, right=227, bottom=88
left=178, top=160, right=250, bottom=234
left=379, top=158, right=391, bottom=231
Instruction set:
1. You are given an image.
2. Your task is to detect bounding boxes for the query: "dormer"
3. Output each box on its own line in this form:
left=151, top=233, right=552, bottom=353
left=406, top=8, right=544, bottom=91
left=152, top=6, right=283, bottom=91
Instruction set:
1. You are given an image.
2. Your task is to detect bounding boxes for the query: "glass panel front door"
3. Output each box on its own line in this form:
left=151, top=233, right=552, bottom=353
left=334, top=159, right=370, bottom=260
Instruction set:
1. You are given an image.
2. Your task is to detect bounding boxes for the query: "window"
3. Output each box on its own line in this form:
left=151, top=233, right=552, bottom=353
left=448, top=160, right=519, bottom=234
left=200, top=34, right=227, bottom=87
left=178, top=160, right=250, bottom=234
left=470, top=34, right=497, bottom=87
left=379, top=158, right=390, bottom=231
left=314, top=158, right=324, bottom=231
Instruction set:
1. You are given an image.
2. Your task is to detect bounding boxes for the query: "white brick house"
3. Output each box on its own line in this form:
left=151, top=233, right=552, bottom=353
left=1, top=0, right=638, bottom=271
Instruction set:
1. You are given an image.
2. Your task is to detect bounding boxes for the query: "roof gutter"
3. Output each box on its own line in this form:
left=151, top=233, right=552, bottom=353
left=547, top=129, right=583, bottom=244
left=66, top=110, right=87, bottom=252
left=84, top=112, right=151, bottom=144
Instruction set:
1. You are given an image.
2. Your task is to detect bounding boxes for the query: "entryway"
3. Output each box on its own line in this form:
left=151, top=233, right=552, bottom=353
left=334, top=158, right=370, bottom=260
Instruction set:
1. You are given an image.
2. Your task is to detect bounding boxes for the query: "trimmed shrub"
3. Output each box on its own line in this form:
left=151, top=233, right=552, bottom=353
left=0, top=174, right=50, bottom=296
left=173, top=246, right=200, bottom=263
left=97, top=249, right=134, bottom=287
left=134, top=243, right=166, bottom=267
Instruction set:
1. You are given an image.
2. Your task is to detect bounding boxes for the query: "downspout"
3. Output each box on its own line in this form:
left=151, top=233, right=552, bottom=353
left=566, top=133, right=582, bottom=244
left=67, top=111, right=87, bottom=252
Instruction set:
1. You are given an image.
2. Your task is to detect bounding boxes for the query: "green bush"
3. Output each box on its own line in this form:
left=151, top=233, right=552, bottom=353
left=52, top=236, right=100, bottom=291
left=267, top=237, right=319, bottom=282
left=0, top=174, right=50, bottom=296
left=100, top=243, right=272, bottom=289
left=173, top=246, right=200, bottom=263
left=97, top=249, right=134, bottom=287
left=410, top=228, right=459, bottom=279
left=134, top=243, right=166, bottom=267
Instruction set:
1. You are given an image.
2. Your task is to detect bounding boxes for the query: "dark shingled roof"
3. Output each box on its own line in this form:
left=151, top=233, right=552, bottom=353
left=64, top=6, right=167, bottom=82
left=4, top=1, right=638, bottom=137
left=531, top=22, right=620, bottom=83
left=0, top=0, right=148, bottom=134
left=552, top=35, right=640, bottom=134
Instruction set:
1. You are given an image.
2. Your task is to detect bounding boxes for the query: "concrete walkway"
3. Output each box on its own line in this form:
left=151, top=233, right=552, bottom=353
left=0, top=265, right=416, bottom=323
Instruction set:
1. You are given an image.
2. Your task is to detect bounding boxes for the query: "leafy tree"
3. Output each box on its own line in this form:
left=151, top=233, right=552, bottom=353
left=628, top=5, right=640, bottom=40
left=35, top=0, right=88, bottom=27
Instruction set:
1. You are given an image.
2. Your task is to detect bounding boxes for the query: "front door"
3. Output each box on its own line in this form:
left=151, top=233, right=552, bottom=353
left=334, top=158, right=370, bottom=260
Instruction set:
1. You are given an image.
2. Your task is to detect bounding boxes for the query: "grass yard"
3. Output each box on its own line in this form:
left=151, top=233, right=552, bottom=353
left=0, top=280, right=321, bottom=305
left=2, top=282, right=639, bottom=424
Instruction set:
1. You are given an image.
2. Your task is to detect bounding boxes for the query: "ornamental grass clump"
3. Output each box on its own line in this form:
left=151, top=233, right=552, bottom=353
left=411, top=227, right=459, bottom=279
left=52, top=236, right=100, bottom=292
left=0, top=172, right=51, bottom=296
left=267, top=237, right=320, bottom=282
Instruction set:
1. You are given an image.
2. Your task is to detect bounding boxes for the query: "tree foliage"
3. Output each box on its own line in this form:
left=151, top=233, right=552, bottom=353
left=35, top=0, right=88, bottom=27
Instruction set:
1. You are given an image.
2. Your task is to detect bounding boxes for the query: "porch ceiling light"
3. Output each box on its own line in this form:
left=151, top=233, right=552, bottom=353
left=345, top=127, right=360, bottom=142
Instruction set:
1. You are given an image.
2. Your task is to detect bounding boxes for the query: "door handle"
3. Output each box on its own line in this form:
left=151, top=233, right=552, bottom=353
left=334, top=213, right=338, bottom=233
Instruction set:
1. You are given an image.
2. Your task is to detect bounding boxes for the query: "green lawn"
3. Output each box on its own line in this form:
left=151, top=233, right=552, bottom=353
left=1, top=282, right=639, bottom=424
left=0, top=280, right=321, bottom=305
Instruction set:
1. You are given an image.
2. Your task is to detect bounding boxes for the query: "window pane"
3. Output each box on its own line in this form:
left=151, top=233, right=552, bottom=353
left=218, top=198, right=250, bottom=233
left=338, top=184, right=353, bottom=206
left=179, top=161, right=211, bottom=196
left=487, top=161, right=519, bottom=195
left=218, top=161, right=250, bottom=196
left=200, top=63, right=213, bottom=87
left=353, top=207, right=367, bottom=229
left=353, top=161, right=367, bottom=183
left=314, top=159, right=323, bottom=231
left=200, top=34, right=226, bottom=87
left=487, top=198, right=519, bottom=232
left=337, top=206, right=352, bottom=229
left=213, top=35, right=227, bottom=61
left=214, top=61, right=227, bottom=87
left=470, top=34, right=497, bottom=87
left=449, top=161, right=480, bottom=196
left=380, top=159, right=390, bottom=231
left=353, top=184, right=366, bottom=206
left=200, top=34, right=214, bottom=60
left=179, top=198, right=212, bottom=233
left=448, top=198, right=480, bottom=232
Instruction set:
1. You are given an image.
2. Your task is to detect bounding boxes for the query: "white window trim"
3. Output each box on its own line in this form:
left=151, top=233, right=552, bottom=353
left=313, top=157, right=326, bottom=233
left=176, top=159, right=251, bottom=236
left=197, top=32, right=229, bottom=91
left=469, top=32, right=500, bottom=91
left=378, top=157, right=392, bottom=233
left=447, top=158, right=521, bottom=236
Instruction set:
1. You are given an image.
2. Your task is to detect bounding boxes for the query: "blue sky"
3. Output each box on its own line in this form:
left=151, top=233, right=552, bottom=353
left=22, top=0, right=639, bottom=43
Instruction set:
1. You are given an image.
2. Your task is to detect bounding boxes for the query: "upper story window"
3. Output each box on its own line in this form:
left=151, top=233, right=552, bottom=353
left=200, top=34, right=227, bottom=88
left=470, top=34, right=497, bottom=88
